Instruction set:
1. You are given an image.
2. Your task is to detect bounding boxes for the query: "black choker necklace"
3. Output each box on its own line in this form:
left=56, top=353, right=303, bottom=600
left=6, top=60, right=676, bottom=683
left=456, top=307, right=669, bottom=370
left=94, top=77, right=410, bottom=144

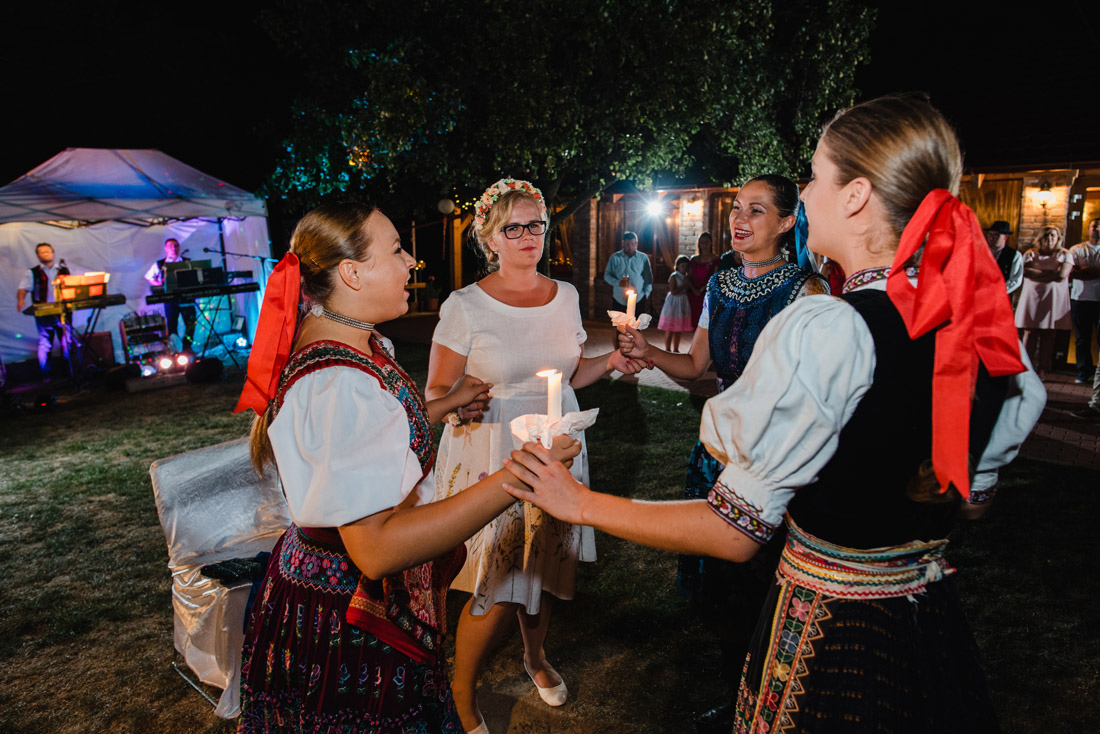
left=312, top=304, right=375, bottom=331
left=742, top=253, right=784, bottom=268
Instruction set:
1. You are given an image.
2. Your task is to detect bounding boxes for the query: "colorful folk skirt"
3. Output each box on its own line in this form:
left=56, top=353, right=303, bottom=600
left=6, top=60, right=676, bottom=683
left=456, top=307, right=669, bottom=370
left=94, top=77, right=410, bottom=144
left=734, top=518, right=999, bottom=734
left=238, top=527, right=462, bottom=733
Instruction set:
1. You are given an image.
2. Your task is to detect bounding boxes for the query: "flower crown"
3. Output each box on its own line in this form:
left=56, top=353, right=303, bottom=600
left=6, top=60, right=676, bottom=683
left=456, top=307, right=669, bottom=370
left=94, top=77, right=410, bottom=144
left=474, top=178, right=547, bottom=229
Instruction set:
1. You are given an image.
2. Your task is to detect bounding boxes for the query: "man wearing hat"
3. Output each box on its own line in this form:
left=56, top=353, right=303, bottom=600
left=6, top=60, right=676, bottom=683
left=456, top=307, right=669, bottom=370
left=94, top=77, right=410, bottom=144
left=985, top=220, right=1023, bottom=294
left=1069, top=217, right=1100, bottom=396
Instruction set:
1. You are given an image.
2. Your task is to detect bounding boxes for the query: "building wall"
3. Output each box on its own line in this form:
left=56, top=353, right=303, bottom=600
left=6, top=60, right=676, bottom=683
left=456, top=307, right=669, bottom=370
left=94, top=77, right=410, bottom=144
left=571, top=198, right=599, bottom=320
left=678, top=194, right=706, bottom=256
left=1018, top=172, right=1073, bottom=249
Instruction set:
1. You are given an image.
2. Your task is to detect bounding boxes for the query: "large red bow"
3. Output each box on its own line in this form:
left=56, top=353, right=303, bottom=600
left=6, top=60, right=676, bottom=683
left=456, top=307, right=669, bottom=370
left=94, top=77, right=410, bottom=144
left=886, top=190, right=1025, bottom=500
left=234, top=253, right=301, bottom=415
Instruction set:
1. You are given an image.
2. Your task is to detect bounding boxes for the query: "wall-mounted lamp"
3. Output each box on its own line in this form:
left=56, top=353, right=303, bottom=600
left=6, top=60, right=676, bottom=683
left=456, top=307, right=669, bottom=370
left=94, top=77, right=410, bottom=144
left=1035, top=181, right=1054, bottom=208
left=683, top=198, right=704, bottom=217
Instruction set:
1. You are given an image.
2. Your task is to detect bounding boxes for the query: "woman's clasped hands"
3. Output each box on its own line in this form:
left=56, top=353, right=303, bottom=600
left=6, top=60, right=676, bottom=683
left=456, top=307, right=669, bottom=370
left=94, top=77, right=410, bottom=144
left=616, top=324, right=650, bottom=363
left=606, top=346, right=649, bottom=375
left=449, top=374, right=493, bottom=422
left=502, top=441, right=591, bottom=525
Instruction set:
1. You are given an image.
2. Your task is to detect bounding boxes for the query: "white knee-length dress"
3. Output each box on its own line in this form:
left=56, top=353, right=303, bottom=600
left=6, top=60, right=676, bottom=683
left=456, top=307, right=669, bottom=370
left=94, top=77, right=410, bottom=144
left=431, top=281, right=596, bottom=615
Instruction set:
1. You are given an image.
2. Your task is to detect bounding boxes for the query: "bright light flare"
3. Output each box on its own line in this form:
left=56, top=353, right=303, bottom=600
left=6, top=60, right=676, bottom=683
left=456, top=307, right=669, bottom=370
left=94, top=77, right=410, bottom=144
left=176, top=354, right=191, bottom=367
left=158, top=357, right=173, bottom=371
left=141, top=365, right=157, bottom=377
left=646, top=200, right=663, bottom=217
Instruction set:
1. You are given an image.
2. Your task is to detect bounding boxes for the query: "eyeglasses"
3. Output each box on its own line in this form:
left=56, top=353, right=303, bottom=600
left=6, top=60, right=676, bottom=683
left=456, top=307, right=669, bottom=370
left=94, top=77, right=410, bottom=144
left=500, top=221, right=547, bottom=239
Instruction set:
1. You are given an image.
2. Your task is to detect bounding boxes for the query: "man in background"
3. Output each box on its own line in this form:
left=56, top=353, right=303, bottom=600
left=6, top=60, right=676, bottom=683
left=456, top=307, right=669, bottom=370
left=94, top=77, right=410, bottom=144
left=15, top=242, right=71, bottom=380
left=986, top=220, right=1023, bottom=295
left=604, top=231, right=653, bottom=315
left=1070, top=219, right=1100, bottom=418
left=145, top=238, right=197, bottom=351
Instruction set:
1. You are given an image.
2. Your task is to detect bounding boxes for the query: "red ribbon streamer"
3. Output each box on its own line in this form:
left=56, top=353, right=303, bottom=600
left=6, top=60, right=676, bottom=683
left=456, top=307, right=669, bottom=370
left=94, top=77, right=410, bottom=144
left=234, top=253, right=301, bottom=415
left=886, top=190, right=1025, bottom=500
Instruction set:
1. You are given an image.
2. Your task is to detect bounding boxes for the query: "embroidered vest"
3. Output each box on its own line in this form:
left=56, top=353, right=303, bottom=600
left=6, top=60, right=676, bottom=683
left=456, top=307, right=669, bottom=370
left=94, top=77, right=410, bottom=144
left=30, top=263, right=69, bottom=303
left=786, top=290, right=1008, bottom=548
left=995, top=246, right=1016, bottom=282
left=273, top=339, right=464, bottom=664
left=705, top=263, right=816, bottom=391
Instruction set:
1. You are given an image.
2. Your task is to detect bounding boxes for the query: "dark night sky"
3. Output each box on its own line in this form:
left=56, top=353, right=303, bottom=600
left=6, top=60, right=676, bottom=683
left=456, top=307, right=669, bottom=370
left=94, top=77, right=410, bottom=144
left=4, top=2, right=1099, bottom=194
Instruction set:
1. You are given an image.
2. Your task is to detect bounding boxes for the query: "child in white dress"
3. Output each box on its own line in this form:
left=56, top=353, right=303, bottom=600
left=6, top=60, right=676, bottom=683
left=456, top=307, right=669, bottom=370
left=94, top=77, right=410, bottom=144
left=659, top=255, right=693, bottom=352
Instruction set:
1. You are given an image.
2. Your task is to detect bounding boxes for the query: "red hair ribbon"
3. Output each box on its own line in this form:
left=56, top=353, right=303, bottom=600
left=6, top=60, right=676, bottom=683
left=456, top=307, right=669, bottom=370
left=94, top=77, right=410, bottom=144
left=886, top=189, right=1025, bottom=500
left=234, top=253, right=301, bottom=415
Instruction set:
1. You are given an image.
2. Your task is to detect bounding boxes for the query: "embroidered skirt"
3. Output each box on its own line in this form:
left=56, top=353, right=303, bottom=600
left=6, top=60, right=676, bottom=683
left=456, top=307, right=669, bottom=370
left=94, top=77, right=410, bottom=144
left=734, top=518, right=999, bottom=734
left=239, top=527, right=462, bottom=733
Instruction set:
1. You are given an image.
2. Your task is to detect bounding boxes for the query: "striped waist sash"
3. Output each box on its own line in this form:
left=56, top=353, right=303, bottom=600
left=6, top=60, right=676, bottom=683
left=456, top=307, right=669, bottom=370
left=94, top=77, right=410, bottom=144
left=777, top=516, right=954, bottom=600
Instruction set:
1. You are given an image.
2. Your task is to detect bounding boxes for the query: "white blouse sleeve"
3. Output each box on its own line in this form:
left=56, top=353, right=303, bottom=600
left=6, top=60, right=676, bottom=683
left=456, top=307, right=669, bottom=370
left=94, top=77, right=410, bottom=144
left=267, top=366, right=427, bottom=527
left=431, top=290, right=472, bottom=355
left=969, top=347, right=1046, bottom=503
left=561, top=281, right=588, bottom=346
left=698, top=295, right=876, bottom=543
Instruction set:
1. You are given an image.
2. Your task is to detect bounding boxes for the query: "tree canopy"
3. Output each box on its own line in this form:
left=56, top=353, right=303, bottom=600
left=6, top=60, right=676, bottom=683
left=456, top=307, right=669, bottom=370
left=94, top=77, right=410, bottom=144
left=260, top=0, right=875, bottom=220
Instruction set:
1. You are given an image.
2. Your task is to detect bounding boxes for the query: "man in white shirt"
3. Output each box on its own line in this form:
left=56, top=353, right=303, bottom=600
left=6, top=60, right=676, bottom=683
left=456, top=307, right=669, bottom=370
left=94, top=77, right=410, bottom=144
left=985, top=220, right=1023, bottom=294
left=603, top=231, right=653, bottom=315
left=1069, top=218, right=1100, bottom=387
left=15, top=242, right=71, bottom=380
left=144, top=238, right=197, bottom=351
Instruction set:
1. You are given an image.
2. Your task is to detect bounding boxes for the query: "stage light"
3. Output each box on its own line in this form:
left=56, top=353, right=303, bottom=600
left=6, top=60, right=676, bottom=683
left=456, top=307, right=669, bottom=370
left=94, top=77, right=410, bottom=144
left=176, top=354, right=190, bottom=367
left=646, top=200, right=663, bottom=217
left=159, top=356, right=173, bottom=371
left=141, top=365, right=157, bottom=377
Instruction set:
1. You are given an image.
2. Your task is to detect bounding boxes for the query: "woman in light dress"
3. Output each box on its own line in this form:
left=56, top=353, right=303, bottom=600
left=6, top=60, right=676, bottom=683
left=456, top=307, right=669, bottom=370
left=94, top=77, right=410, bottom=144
left=1016, top=225, right=1072, bottom=376
left=425, top=179, right=643, bottom=734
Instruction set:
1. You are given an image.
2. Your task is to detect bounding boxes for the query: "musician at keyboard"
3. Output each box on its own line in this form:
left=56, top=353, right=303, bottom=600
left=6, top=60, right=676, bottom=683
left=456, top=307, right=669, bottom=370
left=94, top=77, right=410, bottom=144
left=144, top=238, right=197, bottom=352
left=15, top=242, right=71, bottom=381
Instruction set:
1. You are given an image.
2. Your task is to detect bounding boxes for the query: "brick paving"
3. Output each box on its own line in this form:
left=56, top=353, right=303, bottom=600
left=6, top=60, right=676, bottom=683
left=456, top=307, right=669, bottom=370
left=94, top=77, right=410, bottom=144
left=388, top=313, right=1100, bottom=471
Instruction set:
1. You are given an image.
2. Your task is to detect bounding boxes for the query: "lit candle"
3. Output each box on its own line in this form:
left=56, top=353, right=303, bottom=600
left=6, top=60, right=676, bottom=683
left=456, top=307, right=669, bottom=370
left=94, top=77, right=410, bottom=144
left=625, top=289, right=637, bottom=323
left=537, top=368, right=563, bottom=425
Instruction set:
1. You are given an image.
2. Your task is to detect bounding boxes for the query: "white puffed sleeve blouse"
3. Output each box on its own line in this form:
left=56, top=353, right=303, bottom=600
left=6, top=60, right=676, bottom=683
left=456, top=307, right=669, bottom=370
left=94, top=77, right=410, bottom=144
left=698, top=283, right=1047, bottom=543
left=267, top=362, right=435, bottom=528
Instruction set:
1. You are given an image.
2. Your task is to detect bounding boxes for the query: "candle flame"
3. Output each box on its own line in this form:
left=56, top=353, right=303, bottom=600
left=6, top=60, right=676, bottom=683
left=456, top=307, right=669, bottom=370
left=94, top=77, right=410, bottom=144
left=536, top=369, right=561, bottom=378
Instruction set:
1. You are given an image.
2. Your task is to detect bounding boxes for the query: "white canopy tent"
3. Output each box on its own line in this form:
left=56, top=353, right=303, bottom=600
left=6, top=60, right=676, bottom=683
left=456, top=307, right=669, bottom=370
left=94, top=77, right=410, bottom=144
left=0, top=149, right=272, bottom=367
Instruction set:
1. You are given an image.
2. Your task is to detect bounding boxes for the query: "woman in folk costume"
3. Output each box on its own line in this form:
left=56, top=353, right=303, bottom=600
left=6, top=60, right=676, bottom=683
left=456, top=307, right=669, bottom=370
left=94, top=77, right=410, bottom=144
left=426, top=179, right=644, bottom=734
left=619, top=175, right=827, bottom=729
left=501, top=94, right=1046, bottom=733
left=234, top=202, right=579, bottom=733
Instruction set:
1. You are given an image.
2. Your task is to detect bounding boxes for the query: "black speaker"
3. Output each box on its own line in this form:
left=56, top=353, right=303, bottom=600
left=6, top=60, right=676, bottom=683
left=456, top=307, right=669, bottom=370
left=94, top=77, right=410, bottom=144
left=185, top=357, right=223, bottom=383
left=105, top=363, right=141, bottom=391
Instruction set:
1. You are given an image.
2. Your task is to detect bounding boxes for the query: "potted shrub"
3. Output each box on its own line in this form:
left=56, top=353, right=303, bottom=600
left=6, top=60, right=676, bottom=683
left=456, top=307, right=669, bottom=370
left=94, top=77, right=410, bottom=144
left=422, top=276, right=441, bottom=311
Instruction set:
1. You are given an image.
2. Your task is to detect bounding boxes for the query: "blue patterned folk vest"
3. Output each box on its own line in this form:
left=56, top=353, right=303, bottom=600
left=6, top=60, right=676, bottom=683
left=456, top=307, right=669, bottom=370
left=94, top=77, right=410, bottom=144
left=706, top=263, right=817, bottom=391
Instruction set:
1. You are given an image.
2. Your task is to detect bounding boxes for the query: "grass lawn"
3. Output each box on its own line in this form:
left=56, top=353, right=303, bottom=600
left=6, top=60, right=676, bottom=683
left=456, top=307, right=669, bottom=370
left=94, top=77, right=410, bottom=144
left=0, top=339, right=1095, bottom=733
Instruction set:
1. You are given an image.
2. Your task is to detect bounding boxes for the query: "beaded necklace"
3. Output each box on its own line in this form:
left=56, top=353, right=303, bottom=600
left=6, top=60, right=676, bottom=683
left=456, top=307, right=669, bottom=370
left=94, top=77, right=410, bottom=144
left=841, top=265, right=919, bottom=294
left=310, top=303, right=375, bottom=331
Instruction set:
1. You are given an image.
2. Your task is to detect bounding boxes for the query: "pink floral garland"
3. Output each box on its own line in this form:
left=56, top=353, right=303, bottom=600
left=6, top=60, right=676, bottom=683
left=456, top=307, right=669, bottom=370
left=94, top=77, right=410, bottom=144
left=474, top=178, right=547, bottom=228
